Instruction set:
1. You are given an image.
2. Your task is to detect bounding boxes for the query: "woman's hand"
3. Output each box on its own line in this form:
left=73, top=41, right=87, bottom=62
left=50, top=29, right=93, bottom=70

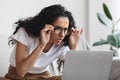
left=69, top=28, right=83, bottom=50
left=39, top=24, right=54, bottom=46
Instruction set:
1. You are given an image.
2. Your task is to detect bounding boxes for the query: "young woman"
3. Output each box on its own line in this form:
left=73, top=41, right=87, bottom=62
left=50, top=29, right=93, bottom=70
left=5, top=4, right=83, bottom=80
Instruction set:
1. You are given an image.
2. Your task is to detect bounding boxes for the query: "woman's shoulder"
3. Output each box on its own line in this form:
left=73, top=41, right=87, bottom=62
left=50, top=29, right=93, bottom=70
left=11, top=27, right=34, bottom=46
left=15, top=27, right=30, bottom=38
left=17, top=27, right=26, bottom=33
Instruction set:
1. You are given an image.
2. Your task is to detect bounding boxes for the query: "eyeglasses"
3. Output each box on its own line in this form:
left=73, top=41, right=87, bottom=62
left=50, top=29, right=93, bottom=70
left=54, top=26, right=68, bottom=35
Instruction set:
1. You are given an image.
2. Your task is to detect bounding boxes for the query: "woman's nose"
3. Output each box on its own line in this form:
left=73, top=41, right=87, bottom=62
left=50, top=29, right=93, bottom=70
left=59, top=30, right=65, bottom=37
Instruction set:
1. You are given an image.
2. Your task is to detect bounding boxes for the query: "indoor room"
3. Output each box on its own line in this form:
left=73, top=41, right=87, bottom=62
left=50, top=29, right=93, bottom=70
left=0, top=0, right=120, bottom=80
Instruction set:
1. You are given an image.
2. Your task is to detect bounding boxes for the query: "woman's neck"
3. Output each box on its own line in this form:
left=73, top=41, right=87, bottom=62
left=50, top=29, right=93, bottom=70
left=43, top=42, right=53, bottom=53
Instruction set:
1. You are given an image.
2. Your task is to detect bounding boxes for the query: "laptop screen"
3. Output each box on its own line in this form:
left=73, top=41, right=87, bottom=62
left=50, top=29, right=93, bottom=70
left=62, top=50, right=113, bottom=80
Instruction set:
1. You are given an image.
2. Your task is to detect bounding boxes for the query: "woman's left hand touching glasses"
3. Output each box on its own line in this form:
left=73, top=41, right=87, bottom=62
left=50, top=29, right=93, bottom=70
left=69, top=28, right=83, bottom=50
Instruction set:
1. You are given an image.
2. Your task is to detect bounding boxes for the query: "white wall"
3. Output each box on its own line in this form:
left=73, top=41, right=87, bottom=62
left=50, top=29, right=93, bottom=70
left=0, top=34, right=11, bottom=77
left=0, top=0, right=87, bottom=77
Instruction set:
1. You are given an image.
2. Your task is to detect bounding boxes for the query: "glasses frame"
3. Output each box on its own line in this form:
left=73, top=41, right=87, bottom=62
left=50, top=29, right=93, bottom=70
left=54, top=26, right=69, bottom=35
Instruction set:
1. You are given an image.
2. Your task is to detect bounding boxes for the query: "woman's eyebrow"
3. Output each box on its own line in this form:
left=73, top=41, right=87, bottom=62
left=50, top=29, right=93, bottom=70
left=54, top=26, right=61, bottom=28
left=54, top=26, right=68, bottom=29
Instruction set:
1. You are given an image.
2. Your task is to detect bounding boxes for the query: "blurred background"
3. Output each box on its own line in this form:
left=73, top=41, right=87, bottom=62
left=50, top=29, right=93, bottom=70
left=0, top=0, right=120, bottom=77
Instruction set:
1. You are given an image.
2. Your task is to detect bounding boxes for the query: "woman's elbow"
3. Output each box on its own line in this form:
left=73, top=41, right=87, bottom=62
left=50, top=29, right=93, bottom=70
left=16, top=67, right=26, bottom=77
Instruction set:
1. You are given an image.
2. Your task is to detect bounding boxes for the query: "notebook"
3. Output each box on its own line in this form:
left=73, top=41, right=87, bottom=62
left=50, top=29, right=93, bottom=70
left=62, top=50, right=113, bottom=80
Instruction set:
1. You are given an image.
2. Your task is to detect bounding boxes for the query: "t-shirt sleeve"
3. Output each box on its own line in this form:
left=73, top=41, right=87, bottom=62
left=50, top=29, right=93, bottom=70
left=11, top=28, right=31, bottom=46
left=59, top=46, right=70, bottom=60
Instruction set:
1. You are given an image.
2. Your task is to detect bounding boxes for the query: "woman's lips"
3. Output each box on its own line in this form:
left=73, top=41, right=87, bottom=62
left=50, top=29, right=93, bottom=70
left=57, top=39, right=63, bottom=42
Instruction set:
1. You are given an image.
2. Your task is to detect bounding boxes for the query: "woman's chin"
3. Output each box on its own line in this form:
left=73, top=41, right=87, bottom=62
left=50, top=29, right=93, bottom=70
left=55, top=43, right=60, bottom=45
left=55, top=41, right=62, bottom=45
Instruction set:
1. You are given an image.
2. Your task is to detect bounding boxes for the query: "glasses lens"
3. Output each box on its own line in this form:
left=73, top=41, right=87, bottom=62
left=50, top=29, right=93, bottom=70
left=54, top=27, right=68, bottom=35
left=64, top=28, right=68, bottom=34
left=54, top=27, right=61, bottom=34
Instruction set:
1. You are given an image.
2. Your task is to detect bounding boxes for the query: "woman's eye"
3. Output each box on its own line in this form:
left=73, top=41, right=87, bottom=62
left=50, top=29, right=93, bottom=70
left=54, top=27, right=61, bottom=30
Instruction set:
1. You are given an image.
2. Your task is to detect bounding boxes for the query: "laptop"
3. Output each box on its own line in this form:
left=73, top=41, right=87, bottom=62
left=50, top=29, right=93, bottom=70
left=62, top=50, right=113, bottom=80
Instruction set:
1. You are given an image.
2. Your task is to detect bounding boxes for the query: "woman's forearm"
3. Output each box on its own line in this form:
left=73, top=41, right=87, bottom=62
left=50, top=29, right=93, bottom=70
left=16, top=44, right=45, bottom=77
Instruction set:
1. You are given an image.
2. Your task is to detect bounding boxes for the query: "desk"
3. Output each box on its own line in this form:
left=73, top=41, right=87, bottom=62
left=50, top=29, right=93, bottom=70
left=110, top=57, right=120, bottom=80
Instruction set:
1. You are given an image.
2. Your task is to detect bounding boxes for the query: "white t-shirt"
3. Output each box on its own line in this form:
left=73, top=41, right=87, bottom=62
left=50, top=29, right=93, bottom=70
left=9, top=28, right=70, bottom=73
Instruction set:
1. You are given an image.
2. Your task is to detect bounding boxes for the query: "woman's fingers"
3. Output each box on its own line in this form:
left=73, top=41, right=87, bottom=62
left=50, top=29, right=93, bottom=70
left=43, top=24, right=54, bottom=31
left=79, top=28, right=83, bottom=35
left=71, top=28, right=83, bottom=35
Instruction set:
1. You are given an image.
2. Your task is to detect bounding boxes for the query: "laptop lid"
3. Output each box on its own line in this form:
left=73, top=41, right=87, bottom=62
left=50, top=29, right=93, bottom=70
left=62, top=50, right=113, bottom=80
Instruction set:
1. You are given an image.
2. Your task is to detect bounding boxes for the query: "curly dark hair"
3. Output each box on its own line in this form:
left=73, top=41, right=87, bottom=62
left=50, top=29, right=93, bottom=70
left=9, top=4, right=76, bottom=46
